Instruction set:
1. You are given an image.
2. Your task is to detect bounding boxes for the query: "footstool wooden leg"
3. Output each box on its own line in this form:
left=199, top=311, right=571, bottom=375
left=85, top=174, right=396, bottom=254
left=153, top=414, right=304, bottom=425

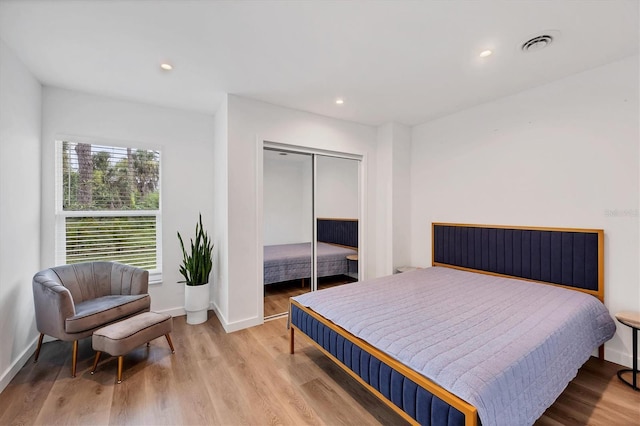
left=71, top=340, right=78, bottom=378
left=34, top=333, right=44, bottom=363
left=117, top=356, right=124, bottom=384
left=93, top=312, right=174, bottom=384
left=165, top=334, right=175, bottom=353
left=91, top=351, right=102, bottom=374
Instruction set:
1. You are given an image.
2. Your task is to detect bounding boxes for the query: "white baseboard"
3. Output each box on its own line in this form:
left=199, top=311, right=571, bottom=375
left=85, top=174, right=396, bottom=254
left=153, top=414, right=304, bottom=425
left=210, top=301, right=263, bottom=333
left=0, top=335, right=39, bottom=394
left=154, top=306, right=187, bottom=317
left=606, top=346, right=636, bottom=368
left=219, top=315, right=263, bottom=333
left=156, top=302, right=264, bottom=333
left=210, top=300, right=224, bottom=322
left=155, top=302, right=261, bottom=332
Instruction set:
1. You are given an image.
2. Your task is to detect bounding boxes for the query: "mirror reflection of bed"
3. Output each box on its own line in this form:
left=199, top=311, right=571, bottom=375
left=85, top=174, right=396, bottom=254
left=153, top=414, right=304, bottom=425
left=263, top=148, right=360, bottom=318
left=264, top=224, right=359, bottom=317
left=263, top=264, right=357, bottom=318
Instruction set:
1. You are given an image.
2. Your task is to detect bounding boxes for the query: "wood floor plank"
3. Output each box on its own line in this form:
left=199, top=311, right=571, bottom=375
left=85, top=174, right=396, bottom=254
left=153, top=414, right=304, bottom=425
left=535, top=357, right=640, bottom=425
left=264, top=275, right=356, bottom=317
left=248, top=328, right=323, bottom=425
left=0, top=342, right=65, bottom=426
left=305, top=352, right=408, bottom=425
left=199, top=360, right=255, bottom=425
left=108, top=366, right=149, bottom=425
left=1, top=314, right=639, bottom=425
left=226, top=326, right=322, bottom=425
left=34, top=367, right=113, bottom=425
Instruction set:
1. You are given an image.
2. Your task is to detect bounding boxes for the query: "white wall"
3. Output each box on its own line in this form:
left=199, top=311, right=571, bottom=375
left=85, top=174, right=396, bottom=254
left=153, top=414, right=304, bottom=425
left=376, top=124, right=394, bottom=276
left=316, top=155, right=359, bottom=219
left=0, top=40, right=42, bottom=392
left=216, top=95, right=380, bottom=331
left=263, top=152, right=312, bottom=245
left=40, top=87, right=215, bottom=315
left=212, top=95, right=229, bottom=323
left=391, top=124, right=412, bottom=271
left=376, top=123, right=412, bottom=276
left=263, top=153, right=359, bottom=246
left=410, top=56, right=639, bottom=367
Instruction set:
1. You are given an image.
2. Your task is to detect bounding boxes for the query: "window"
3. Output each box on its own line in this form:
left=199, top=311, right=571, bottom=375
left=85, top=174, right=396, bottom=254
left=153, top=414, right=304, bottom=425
left=55, top=140, right=162, bottom=282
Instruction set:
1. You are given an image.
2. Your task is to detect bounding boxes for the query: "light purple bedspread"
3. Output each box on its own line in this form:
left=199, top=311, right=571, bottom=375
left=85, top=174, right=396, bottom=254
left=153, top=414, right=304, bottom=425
left=264, top=242, right=356, bottom=285
left=293, top=267, right=615, bottom=426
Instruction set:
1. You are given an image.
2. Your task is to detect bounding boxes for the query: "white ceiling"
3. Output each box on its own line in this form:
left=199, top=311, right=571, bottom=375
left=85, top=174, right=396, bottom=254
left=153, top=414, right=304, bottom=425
left=0, top=1, right=637, bottom=126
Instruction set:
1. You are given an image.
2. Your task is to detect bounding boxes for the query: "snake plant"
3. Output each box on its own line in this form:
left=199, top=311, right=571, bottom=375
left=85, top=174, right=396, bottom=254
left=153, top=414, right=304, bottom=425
left=177, top=214, right=213, bottom=286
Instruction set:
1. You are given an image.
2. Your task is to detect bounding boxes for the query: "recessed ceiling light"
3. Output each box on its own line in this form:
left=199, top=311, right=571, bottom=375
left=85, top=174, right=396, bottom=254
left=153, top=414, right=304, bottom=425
left=160, top=63, right=173, bottom=71
left=479, top=50, right=493, bottom=58
left=335, top=98, right=344, bottom=105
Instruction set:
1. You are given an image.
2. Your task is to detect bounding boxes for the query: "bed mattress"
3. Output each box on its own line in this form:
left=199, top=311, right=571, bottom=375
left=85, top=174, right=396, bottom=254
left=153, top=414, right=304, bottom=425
left=292, top=266, right=615, bottom=426
left=264, top=242, right=356, bottom=285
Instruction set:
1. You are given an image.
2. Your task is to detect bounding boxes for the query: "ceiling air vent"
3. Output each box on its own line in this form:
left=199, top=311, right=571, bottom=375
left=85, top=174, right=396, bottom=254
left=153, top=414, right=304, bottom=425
left=521, top=34, right=554, bottom=52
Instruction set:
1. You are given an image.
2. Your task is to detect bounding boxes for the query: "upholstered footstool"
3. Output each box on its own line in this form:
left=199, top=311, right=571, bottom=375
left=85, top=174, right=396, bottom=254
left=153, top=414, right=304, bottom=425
left=91, top=312, right=175, bottom=383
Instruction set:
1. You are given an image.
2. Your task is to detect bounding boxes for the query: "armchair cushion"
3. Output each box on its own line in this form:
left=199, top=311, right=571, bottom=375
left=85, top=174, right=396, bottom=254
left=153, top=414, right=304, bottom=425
left=66, top=294, right=151, bottom=334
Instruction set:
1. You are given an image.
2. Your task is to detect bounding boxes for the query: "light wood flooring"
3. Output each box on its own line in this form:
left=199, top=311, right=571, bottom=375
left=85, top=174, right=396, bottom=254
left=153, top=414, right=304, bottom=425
left=1, top=313, right=639, bottom=425
left=264, top=275, right=356, bottom=317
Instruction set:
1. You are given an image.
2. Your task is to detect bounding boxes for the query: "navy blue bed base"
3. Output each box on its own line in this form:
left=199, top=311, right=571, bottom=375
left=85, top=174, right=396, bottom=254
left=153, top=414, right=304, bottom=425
left=291, top=304, right=466, bottom=426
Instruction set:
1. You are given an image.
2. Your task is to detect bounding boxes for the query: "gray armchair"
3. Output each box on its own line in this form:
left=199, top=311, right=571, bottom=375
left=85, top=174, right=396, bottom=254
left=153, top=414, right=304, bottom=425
left=32, top=261, right=151, bottom=377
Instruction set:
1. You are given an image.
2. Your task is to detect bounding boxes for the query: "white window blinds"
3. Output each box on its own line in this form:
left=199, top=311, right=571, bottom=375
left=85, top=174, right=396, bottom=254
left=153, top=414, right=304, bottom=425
left=55, top=140, right=162, bottom=281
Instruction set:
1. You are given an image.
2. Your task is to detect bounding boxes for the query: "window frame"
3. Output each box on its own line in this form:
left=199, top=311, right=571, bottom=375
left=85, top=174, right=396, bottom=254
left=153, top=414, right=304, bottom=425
left=54, top=137, right=163, bottom=284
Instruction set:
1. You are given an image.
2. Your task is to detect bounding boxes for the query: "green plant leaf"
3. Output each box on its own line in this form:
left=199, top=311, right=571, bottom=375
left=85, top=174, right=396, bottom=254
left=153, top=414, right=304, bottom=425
left=177, top=213, right=213, bottom=286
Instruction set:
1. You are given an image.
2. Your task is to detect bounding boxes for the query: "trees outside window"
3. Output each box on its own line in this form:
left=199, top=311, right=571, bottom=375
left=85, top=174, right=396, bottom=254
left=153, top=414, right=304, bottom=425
left=56, top=140, right=162, bottom=280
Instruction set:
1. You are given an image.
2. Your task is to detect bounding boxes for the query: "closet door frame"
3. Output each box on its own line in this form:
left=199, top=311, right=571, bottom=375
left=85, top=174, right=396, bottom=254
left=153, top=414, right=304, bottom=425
left=258, top=140, right=365, bottom=316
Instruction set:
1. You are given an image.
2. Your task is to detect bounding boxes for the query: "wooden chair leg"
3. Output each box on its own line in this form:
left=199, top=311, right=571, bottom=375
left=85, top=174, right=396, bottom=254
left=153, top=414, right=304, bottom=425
left=34, top=333, right=44, bottom=363
left=117, top=356, right=123, bottom=384
left=90, top=351, right=102, bottom=374
left=290, top=327, right=295, bottom=354
left=599, top=344, right=605, bottom=360
left=71, top=340, right=78, bottom=378
left=165, top=334, right=175, bottom=353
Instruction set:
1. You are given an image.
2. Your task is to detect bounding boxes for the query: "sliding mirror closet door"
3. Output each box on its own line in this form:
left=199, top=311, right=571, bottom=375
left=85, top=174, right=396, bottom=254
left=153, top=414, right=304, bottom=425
left=315, top=155, right=360, bottom=290
left=263, top=149, right=313, bottom=318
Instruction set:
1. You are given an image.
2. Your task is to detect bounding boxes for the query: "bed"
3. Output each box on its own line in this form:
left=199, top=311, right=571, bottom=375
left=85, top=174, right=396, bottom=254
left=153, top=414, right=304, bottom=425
left=263, top=218, right=358, bottom=285
left=264, top=242, right=357, bottom=285
left=289, top=223, right=616, bottom=426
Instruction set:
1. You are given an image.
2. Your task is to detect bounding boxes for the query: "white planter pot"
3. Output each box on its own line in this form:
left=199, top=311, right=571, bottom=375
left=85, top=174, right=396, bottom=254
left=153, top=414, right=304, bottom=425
left=184, top=283, right=210, bottom=325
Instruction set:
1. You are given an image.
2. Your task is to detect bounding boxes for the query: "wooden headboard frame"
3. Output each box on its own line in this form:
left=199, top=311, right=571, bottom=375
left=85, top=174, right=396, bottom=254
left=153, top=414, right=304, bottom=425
left=431, top=223, right=604, bottom=303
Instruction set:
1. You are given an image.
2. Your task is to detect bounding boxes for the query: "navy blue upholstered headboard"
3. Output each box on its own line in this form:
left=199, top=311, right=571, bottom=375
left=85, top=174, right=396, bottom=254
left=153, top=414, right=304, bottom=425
left=432, top=223, right=604, bottom=301
left=318, top=218, right=358, bottom=249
